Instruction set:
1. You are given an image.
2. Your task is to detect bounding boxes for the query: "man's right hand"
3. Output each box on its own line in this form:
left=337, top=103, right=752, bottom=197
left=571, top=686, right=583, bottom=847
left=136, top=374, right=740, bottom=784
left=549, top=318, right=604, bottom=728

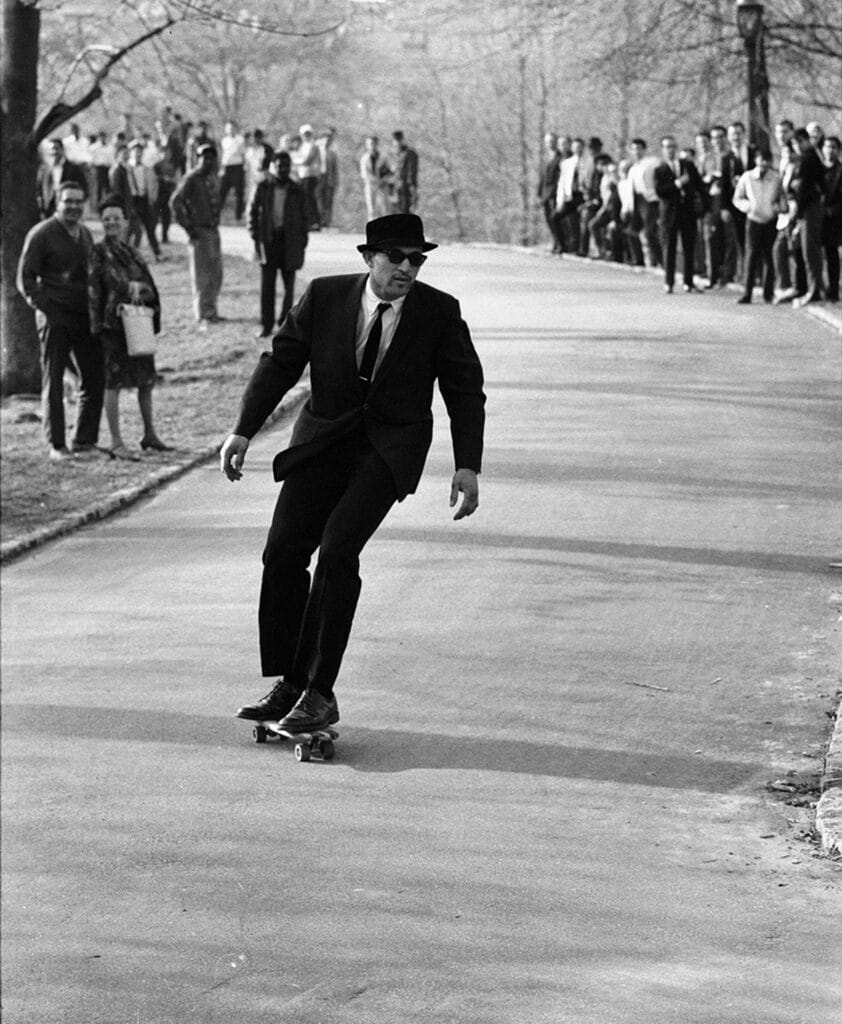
left=220, top=434, right=249, bottom=481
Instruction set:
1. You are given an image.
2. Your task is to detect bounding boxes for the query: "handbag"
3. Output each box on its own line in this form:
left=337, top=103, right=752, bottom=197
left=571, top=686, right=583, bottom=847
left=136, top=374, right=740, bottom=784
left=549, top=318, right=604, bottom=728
left=118, top=301, right=156, bottom=357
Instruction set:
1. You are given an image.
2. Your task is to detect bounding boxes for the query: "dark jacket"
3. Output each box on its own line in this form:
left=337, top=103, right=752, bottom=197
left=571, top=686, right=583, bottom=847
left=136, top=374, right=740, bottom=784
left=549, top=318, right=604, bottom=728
left=247, top=177, right=309, bottom=271
left=823, top=160, right=842, bottom=242
left=170, top=167, right=220, bottom=236
left=36, top=159, right=88, bottom=219
left=654, top=158, right=707, bottom=221
left=88, top=238, right=162, bottom=335
left=16, top=217, right=93, bottom=326
left=233, top=274, right=486, bottom=500
left=107, top=163, right=133, bottom=212
left=789, top=147, right=826, bottom=218
left=538, top=151, right=561, bottom=202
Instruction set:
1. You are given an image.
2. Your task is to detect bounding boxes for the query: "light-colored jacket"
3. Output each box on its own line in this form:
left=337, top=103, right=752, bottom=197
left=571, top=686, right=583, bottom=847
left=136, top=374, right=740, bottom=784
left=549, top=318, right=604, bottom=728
left=732, top=167, right=783, bottom=223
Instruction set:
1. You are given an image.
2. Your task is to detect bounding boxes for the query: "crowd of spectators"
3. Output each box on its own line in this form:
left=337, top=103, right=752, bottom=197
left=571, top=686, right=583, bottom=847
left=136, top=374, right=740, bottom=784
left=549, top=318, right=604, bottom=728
left=38, top=109, right=342, bottom=248
left=539, top=119, right=842, bottom=306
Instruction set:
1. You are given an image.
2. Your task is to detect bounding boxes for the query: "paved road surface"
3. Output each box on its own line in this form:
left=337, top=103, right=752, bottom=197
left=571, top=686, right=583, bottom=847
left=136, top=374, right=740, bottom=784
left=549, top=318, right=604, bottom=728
left=3, top=233, right=841, bottom=1023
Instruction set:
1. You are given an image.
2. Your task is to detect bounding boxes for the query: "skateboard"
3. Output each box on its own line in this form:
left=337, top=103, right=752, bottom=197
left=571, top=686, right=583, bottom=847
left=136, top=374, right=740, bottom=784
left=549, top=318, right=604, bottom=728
left=251, top=720, right=338, bottom=762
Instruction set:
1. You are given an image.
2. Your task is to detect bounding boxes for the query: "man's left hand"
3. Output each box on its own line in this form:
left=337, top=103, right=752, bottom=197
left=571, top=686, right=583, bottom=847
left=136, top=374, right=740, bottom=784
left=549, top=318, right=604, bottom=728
left=450, top=469, right=479, bottom=521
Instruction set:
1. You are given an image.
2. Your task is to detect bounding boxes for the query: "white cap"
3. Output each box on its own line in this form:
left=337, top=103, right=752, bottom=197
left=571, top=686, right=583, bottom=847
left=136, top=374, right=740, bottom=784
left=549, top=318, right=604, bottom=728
left=299, top=124, right=314, bottom=136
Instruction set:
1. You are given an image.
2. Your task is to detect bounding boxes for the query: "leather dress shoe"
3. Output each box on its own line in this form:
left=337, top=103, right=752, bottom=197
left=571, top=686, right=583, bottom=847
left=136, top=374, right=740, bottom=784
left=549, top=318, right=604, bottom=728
left=278, top=689, right=339, bottom=734
left=235, top=678, right=303, bottom=721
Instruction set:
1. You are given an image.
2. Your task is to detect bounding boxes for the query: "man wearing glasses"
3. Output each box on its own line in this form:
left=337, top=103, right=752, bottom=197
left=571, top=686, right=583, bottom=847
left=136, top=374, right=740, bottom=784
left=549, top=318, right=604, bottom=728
left=220, top=214, right=486, bottom=733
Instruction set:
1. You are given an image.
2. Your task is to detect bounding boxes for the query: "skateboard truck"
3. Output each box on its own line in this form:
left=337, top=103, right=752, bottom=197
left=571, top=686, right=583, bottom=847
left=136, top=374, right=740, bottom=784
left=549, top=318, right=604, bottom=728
left=251, top=721, right=338, bottom=762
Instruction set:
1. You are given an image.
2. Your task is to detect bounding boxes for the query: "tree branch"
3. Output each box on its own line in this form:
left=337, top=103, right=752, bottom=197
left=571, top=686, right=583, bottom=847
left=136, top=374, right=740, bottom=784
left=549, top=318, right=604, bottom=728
left=33, top=17, right=178, bottom=145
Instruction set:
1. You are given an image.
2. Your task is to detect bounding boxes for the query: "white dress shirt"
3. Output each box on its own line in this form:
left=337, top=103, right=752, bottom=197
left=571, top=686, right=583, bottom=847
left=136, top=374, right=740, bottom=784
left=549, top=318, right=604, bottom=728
left=354, top=279, right=407, bottom=379
left=628, top=156, right=659, bottom=202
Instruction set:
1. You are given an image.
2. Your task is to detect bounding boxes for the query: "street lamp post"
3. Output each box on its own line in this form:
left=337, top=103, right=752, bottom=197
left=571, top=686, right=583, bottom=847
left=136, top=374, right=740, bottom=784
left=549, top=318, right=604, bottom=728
left=735, top=1, right=770, bottom=153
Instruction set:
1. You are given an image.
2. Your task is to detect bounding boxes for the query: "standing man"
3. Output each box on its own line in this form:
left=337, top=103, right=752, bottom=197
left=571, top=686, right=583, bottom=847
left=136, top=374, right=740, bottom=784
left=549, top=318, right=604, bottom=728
left=390, top=130, right=419, bottom=214
left=821, top=135, right=842, bottom=304
left=627, top=138, right=663, bottom=268
left=127, top=139, right=162, bottom=260
left=89, top=130, right=114, bottom=208
left=247, top=150, right=309, bottom=339
left=538, top=131, right=563, bottom=253
left=316, top=127, right=340, bottom=228
left=245, top=128, right=273, bottom=198
left=789, top=127, right=826, bottom=307
left=16, top=182, right=104, bottom=461
left=36, top=139, right=88, bottom=219
left=732, top=148, right=783, bottom=304
left=553, top=137, right=586, bottom=255
left=293, top=125, right=322, bottom=230
left=219, top=120, right=247, bottom=221
left=360, top=136, right=391, bottom=221
left=220, top=213, right=486, bottom=734
left=578, top=136, right=603, bottom=257
left=171, top=142, right=224, bottom=330
left=654, top=135, right=706, bottom=294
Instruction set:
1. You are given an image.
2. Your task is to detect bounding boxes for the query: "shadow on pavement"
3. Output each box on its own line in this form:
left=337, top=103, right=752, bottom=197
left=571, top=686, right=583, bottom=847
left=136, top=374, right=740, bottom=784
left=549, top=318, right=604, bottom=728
left=4, top=702, right=757, bottom=793
left=375, top=527, right=831, bottom=576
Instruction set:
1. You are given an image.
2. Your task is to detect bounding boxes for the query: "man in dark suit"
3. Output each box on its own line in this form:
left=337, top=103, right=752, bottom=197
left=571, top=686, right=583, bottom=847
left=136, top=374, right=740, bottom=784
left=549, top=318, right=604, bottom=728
left=36, top=138, right=88, bottom=219
left=247, top=150, right=309, bottom=339
left=389, top=131, right=419, bottom=214
left=220, top=214, right=486, bottom=733
left=821, top=135, right=842, bottom=303
left=789, top=127, right=826, bottom=306
left=701, top=126, right=740, bottom=287
left=654, top=135, right=707, bottom=293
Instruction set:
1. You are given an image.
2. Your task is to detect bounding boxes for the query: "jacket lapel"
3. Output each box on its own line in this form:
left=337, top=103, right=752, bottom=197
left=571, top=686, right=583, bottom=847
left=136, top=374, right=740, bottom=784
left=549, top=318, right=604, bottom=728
left=343, top=276, right=367, bottom=386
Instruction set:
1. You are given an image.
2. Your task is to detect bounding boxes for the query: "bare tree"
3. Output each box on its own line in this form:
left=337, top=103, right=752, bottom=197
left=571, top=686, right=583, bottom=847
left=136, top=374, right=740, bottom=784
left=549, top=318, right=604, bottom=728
left=1, top=0, right=346, bottom=396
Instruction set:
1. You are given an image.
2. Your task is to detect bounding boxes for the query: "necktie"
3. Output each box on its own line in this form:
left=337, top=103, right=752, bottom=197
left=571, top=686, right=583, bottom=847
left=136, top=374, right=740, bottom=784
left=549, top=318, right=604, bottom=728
left=359, top=302, right=391, bottom=389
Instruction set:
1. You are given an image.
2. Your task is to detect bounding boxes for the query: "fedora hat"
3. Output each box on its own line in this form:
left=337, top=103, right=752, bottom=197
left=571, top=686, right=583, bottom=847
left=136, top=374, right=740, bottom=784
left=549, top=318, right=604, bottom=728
left=357, top=214, right=438, bottom=253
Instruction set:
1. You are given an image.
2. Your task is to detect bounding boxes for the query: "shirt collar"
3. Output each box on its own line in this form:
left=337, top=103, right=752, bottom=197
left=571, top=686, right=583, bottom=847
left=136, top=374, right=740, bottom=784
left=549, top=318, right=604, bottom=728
left=363, top=277, right=408, bottom=317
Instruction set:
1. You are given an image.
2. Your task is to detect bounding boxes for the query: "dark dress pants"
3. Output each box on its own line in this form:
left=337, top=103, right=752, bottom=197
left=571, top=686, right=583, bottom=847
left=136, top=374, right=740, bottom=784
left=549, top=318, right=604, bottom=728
left=543, top=199, right=563, bottom=252
left=219, top=165, right=245, bottom=219
left=40, top=317, right=104, bottom=450
left=129, top=196, right=161, bottom=257
left=822, top=218, right=840, bottom=302
left=157, top=180, right=175, bottom=242
left=799, top=201, right=825, bottom=300
left=742, top=219, right=777, bottom=301
left=260, top=230, right=297, bottom=332
left=259, top=428, right=398, bottom=695
left=660, top=209, right=697, bottom=288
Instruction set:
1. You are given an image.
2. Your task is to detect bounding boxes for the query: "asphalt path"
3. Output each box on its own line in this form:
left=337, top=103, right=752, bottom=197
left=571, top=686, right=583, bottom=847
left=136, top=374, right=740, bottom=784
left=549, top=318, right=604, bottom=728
left=3, top=232, right=841, bottom=1023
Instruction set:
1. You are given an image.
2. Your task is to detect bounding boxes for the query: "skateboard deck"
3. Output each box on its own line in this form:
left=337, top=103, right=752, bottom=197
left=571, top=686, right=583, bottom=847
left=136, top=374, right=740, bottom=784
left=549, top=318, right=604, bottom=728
left=251, top=720, right=338, bottom=762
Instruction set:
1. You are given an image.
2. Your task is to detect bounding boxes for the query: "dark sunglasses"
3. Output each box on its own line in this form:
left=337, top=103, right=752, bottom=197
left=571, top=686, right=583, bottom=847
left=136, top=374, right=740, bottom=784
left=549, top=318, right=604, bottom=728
left=376, top=248, right=427, bottom=267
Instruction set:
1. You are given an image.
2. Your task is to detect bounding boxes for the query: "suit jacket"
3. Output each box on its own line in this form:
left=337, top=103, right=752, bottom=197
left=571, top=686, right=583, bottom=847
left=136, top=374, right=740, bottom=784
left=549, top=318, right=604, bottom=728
left=701, top=150, right=738, bottom=214
left=654, top=158, right=706, bottom=223
left=36, top=159, right=88, bottom=218
left=789, top=147, right=826, bottom=218
left=233, top=274, right=486, bottom=500
left=107, top=163, right=133, bottom=211
left=126, top=161, right=159, bottom=206
left=824, top=160, right=842, bottom=239
left=247, top=178, right=309, bottom=270
left=392, top=146, right=419, bottom=192
left=538, top=151, right=561, bottom=202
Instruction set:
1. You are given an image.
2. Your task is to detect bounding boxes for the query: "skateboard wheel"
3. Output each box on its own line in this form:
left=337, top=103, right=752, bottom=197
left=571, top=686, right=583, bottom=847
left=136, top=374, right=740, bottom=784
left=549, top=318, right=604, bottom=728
left=320, top=740, right=335, bottom=761
left=253, top=726, right=267, bottom=744
left=294, top=743, right=310, bottom=762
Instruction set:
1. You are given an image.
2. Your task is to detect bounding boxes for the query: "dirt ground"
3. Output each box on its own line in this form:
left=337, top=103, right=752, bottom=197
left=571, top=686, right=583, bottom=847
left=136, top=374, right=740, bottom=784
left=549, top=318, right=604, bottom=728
left=1, top=244, right=268, bottom=546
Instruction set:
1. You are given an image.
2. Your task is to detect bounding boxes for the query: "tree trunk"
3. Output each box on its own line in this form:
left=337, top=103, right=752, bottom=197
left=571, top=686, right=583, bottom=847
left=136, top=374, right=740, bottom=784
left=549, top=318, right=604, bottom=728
left=1, top=0, right=41, bottom=396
